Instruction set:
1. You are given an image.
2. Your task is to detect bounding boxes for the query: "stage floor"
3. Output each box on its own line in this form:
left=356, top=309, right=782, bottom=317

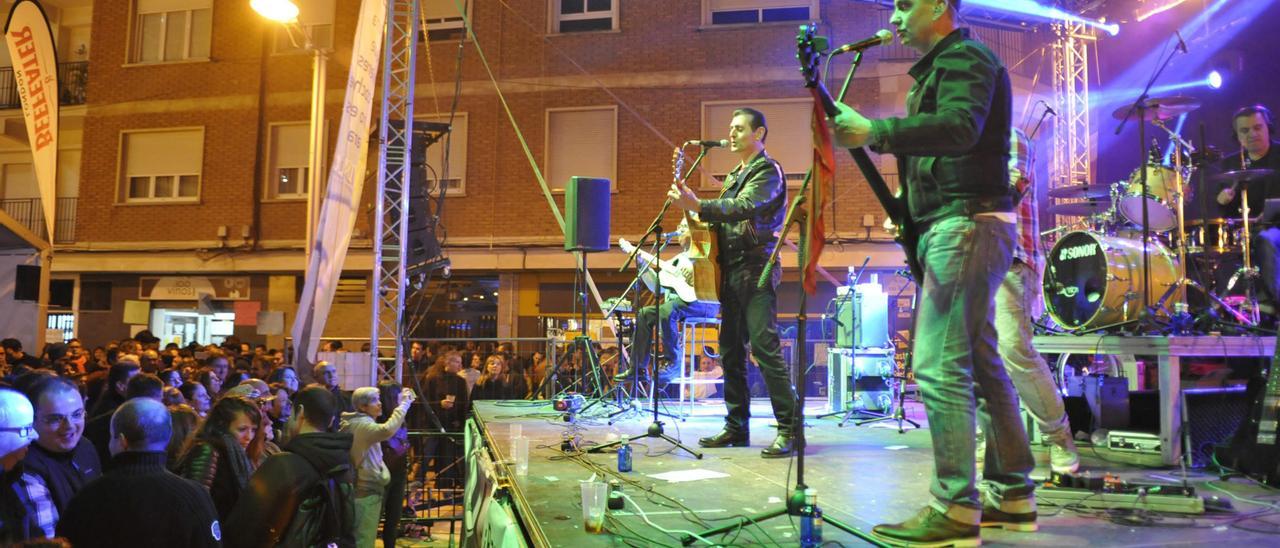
left=473, top=398, right=1280, bottom=547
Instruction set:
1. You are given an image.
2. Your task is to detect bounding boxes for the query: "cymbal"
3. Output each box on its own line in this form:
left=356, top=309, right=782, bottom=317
left=1048, top=200, right=1112, bottom=216
left=1213, top=168, right=1277, bottom=184
left=1110, top=96, right=1201, bottom=122
left=1048, top=183, right=1112, bottom=200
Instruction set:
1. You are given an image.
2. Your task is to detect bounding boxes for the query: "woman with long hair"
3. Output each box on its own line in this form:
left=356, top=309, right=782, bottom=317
left=167, top=403, right=200, bottom=464
left=196, top=368, right=222, bottom=398
left=179, top=381, right=212, bottom=418
left=267, top=365, right=300, bottom=395
left=172, top=395, right=264, bottom=520
left=472, top=355, right=528, bottom=400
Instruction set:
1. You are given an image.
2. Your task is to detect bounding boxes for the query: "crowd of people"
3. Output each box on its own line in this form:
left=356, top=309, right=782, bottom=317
left=0, top=334, right=560, bottom=547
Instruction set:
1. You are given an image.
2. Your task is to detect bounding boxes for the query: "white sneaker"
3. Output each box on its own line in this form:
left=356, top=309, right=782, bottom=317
left=1048, top=433, right=1080, bottom=474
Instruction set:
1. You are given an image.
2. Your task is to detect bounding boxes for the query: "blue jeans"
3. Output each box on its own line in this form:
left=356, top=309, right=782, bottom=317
left=912, top=216, right=1033, bottom=525
left=632, top=298, right=719, bottom=372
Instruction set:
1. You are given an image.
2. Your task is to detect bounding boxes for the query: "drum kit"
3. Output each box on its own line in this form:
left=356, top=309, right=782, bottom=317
left=1041, top=95, right=1276, bottom=333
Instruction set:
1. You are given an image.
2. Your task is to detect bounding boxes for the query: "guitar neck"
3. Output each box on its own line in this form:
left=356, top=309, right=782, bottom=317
left=809, top=81, right=905, bottom=222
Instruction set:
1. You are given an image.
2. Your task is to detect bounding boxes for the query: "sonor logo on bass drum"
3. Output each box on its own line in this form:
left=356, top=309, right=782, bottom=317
left=1059, top=243, right=1098, bottom=261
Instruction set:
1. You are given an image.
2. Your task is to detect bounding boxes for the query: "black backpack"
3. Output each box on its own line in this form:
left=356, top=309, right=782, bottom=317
left=279, top=461, right=356, bottom=548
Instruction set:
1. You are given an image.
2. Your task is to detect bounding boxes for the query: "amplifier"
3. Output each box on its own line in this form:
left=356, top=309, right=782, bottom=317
left=834, top=282, right=890, bottom=350
left=1066, top=374, right=1130, bottom=431
left=1108, top=430, right=1162, bottom=454
left=827, top=348, right=894, bottom=412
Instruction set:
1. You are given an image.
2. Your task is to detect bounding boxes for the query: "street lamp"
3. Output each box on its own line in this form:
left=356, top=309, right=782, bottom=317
left=251, top=0, right=327, bottom=271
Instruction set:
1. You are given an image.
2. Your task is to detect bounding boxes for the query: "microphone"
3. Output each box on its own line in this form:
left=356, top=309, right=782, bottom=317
left=1043, top=105, right=1057, bottom=117
left=832, top=29, right=894, bottom=55
left=685, top=139, right=729, bottom=148
left=1174, top=30, right=1188, bottom=53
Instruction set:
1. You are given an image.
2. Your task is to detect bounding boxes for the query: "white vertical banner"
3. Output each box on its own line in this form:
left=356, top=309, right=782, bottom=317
left=291, top=0, right=386, bottom=370
left=4, top=0, right=58, bottom=241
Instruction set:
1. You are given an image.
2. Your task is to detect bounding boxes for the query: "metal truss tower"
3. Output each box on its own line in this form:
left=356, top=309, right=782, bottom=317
left=371, top=0, right=420, bottom=384
left=1051, top=21, right=1094, bottom=193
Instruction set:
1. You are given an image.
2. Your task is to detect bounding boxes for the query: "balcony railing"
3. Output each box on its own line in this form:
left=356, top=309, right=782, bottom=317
left=0, top=61, right=88, bottom=109
left=0, top=197, right=75, bottom=243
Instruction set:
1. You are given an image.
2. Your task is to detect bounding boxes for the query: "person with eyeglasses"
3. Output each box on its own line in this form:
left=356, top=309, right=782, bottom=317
left=0, top=387, right=40, bottom=541
left=15, top=377, right=100, bottom=540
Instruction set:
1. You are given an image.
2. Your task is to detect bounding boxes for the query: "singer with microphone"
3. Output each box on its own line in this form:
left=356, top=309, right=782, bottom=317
left=667, top=108, right=799, bottom=458
left=828, top=0, right=1035, bottom=545
left=612, top=218, right=719, bottom=386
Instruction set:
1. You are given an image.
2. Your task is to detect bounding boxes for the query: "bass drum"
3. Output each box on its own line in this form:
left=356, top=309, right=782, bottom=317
left=1043, top=231, right=1179, bottom=330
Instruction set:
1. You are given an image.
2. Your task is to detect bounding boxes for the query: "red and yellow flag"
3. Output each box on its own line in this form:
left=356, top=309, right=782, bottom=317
left=802, top=89, right=835, bottom=295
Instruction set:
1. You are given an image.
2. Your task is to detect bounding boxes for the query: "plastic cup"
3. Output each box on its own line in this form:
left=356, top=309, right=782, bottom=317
left=509, top=423, right=522, bottom=440
left=580, top=481, right=607, bottom=533
left=513, top=436, right=529, bottom=476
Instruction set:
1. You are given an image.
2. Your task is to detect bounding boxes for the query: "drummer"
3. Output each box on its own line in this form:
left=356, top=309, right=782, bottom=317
left=1214, top=104, right=1280, bottom=310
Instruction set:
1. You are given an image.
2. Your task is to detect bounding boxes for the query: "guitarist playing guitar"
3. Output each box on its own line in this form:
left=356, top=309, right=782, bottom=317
left=819, top=0, right=1034, bottom=545
left=612, top=217, right=720, bottom=386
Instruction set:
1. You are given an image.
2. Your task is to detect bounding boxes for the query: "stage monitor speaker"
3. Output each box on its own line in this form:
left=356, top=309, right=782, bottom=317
left=14, top=265, right=39, bottom=301
left=564, top=177, right=611, bottom=253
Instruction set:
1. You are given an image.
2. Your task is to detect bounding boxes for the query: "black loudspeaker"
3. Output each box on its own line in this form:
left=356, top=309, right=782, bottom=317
left=407, top=189, right=448, bottom=274
left=14, top=264, right=39, bottom=301
left=563, top=176, right=611, bottom=253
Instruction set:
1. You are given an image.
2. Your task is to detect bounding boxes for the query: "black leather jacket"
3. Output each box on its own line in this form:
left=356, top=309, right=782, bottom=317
left=869, top=28, right=1015, bottom=227
left=698, top=151, right=787, bottom=268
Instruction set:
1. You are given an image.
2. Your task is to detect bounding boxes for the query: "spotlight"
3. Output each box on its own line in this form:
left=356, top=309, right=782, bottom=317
left=1207, top=70, right=1223, bottom=89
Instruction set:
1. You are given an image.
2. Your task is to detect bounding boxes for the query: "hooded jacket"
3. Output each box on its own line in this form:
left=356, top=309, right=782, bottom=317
left=222, top=431, right=354, bottom=548
left=338, top=401, right=409, bottom=497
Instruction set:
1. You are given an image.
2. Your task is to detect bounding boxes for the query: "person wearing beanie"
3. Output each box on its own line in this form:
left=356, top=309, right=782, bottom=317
left=339, top=385, right=415, bottom=547
left=57, top=399, right=221, bottom=547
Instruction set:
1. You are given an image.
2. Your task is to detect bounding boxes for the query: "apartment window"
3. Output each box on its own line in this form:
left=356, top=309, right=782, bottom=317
left=423, top=0, right=471, bottom=41
left=274, top=0, right=335, bottom=53
left=700, top=100, right=811, bottom=189
left=546, top=106, right=616, bottom=192
left=79, top=281, right=112, bottom=311
left=132, top=0, right=213, bottom=63
left=266, top=123, right=310, bottom=200
left=552, top=0, right=617, bottom=34
left=120, top=128, right=204, bottom=203
left=704, top=0, right=817, bottom=26
left=418, top=113, right=468, bottom=196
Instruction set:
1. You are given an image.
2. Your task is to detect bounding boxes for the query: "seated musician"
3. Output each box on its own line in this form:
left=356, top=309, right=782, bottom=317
left=1214, top=105, right=1280, bottom=311
left=613, top=218, right=719, bottom=386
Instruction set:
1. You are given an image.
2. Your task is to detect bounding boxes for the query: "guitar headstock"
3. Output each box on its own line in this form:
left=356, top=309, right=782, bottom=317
left=795, top=23, right=826, bottom=89
left=671, top=146, right=686, bottom=184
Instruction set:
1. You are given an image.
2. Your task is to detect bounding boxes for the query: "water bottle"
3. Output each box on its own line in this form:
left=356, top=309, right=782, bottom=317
left=800, top=488, right=822, bottom=547
left=617, top=439, right=633, bottom=473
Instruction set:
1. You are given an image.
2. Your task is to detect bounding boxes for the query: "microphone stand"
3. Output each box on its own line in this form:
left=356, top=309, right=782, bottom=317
left=1109, top=34, right=1185, bottom=334
left=684, top=38, right=884, bottom=547
left=589, top=146, right=710, bottom=459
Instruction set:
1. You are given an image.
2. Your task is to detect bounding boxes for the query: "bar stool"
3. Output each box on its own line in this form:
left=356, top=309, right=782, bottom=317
left=673, top=316, right=722, bottom=416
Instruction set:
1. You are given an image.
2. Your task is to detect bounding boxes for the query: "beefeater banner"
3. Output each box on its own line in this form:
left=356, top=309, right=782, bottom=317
left=4, top=0, right=58, bottom=242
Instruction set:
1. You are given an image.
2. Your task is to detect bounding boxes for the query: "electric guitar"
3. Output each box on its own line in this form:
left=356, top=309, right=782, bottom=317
left=796, top=24, right=922, bottom=282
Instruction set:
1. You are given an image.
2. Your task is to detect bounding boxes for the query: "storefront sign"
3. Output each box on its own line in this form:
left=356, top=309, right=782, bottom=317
left=139, top=276, right=251, bottom=301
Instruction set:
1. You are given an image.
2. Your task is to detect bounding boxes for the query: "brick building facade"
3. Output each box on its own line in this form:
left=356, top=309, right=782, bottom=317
left=1, top=0, right=1049, bottom=350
